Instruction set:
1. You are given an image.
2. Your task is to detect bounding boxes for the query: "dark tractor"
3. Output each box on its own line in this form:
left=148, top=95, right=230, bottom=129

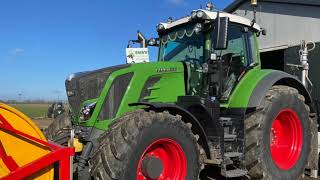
left=47, top=102, right=65, bottom=119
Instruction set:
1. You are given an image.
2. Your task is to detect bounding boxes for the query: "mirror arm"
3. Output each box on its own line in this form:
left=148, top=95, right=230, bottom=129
left=137, top=31, right=147, bottom=48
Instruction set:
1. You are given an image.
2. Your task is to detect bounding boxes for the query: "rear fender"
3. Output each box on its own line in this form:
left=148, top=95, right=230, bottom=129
left=248, top=71, right=313, bottom=110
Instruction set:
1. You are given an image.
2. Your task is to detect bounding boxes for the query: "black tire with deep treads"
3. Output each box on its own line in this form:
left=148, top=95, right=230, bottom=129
left=90, top=110, right=203, bottom=180
left=44, top=112, right=72, bottom=145
left=244, top=85, right=315, bottom=179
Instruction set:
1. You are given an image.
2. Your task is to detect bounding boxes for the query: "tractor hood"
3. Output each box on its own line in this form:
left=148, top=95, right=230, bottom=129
left=65, top=64, right=130, bottom=116
left=66, top=61, right=186, bottom=126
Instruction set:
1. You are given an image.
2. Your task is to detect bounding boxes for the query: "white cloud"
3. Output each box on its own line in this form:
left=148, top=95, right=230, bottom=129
left=167, top=0, right=186, bottom=5
left=2, top=48, right=25, bottom=62
left=10, top=48, right=25, bottom=55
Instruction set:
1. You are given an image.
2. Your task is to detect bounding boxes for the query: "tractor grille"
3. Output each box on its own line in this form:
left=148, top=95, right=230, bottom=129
left=65, top=64, right=130, bottom=117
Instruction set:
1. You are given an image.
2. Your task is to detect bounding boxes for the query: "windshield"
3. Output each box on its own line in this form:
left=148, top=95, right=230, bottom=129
left=159, top=24, right=206, bottom=64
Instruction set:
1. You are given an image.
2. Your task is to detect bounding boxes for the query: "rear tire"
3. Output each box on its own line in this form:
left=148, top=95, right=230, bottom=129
left=90, top=110, right=202, bottom=180
left=244, top=85, right=313, bottom=179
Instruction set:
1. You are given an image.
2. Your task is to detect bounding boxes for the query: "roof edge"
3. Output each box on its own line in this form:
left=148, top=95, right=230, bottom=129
left=224, top=0, right=320, bottom=13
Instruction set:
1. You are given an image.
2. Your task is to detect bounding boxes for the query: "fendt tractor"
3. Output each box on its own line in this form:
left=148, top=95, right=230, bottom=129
left=45, top=2, right=319, bottom=180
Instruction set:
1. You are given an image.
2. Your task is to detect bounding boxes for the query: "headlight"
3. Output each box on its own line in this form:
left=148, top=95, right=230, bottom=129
left=148, top=38, right=157, bottom=46
left=194, top=23, right=203, bottom=34
left=79, top=102, right=97, bottom=122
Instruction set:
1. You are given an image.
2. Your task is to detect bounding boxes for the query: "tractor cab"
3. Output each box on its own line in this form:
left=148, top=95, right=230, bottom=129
left=128, top=7, right=262, bottom=102
left=156, top=9, right=262, bottom=102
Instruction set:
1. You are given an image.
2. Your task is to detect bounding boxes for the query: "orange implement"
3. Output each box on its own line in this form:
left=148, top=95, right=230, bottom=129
left=0, top=103, right=74, bottom=180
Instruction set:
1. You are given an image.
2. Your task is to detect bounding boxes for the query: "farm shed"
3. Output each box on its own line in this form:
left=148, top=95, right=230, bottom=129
left=225, top=0, right=320, bottom=111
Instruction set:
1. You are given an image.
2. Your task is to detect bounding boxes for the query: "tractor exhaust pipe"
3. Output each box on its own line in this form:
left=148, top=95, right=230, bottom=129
left=299, top=40, right=315, bottom=88
left=300, top=40, right=309, bottom=87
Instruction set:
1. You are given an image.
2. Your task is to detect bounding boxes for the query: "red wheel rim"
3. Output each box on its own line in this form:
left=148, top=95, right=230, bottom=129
left=270, top=108, right=303, bottom=170
left=137, top=138, right=187, bottom=180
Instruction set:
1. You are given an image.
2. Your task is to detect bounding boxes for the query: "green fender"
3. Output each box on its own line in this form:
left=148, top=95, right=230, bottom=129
left=224, top=69, right=312, bottom=109
left=247, top=70, right=312, bottom=108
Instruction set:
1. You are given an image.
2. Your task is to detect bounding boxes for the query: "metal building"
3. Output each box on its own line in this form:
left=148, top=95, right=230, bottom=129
left=225, top=0, right=320, bottom=51
left=225, top=0, right=320, bottom=109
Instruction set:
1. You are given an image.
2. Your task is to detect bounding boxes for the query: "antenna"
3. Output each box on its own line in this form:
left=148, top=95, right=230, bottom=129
left=18, top=93, right=22, bottom=102
left=206, top=2, right=214, bottom=11
left=251, top=0, right=258, bottom=26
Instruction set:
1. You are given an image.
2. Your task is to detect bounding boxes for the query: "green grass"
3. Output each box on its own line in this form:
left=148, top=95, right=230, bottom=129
left=9, top=104, right=50, bottom=118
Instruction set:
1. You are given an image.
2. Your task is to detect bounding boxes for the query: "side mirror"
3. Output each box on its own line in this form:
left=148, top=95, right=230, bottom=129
left=212, top=16, right=229, bottom=50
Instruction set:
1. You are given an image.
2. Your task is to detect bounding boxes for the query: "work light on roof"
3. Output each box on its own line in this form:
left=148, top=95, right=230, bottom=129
left=191, top=10, right=197, bottom=19
left=196, top=11, right=204, bottom=19
left=167, top=17, right=174, bottom=23
left=157, top=23, right=165, bottom=32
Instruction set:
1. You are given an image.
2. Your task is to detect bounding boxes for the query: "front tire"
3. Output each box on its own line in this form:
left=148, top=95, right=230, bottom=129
left=90, top=110, right=202, bottom=180
left=44, top=112, right=71, bottom=145
left=244, top=85, right=313, bottom=179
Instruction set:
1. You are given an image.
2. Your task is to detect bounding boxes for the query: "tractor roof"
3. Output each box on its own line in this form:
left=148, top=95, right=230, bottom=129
left=160, top=9, right=261, bottom=32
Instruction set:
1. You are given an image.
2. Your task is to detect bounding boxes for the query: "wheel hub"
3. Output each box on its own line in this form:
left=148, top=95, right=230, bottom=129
left=141, top=156, right=164, bottom=179
left=137, top=138, right=187, bottom=180
left=270, top=108, right=303, bottom=170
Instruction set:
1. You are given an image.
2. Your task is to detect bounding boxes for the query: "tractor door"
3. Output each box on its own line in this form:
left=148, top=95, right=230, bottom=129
left=217, top=24, right=258, bottom=101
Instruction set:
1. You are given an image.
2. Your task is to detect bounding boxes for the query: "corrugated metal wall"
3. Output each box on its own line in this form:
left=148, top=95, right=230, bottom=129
left=230, top=2, right=320, bottom=102
left=232, top=2, right=320, bottom=51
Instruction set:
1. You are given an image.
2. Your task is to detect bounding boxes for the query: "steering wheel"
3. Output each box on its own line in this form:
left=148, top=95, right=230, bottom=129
left=185, top=57, right=205, bottom=73
left=185, top=57, right=201, bottom=64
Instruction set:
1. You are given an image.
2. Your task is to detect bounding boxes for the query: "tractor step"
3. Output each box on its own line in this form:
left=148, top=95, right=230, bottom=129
left=219, top=117, right=233, bottom=126
left=221, top=168, right=247, bottom=178
left=224, top=134, right=237, bottom=141
left=224, top=152, right=243, bottom=158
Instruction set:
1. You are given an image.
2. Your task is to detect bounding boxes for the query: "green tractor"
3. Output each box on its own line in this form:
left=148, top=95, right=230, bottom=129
left=46, top=3, right=318, bottom=180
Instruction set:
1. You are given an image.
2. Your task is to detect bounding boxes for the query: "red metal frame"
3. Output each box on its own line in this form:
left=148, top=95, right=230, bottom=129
left=0, top=114, right=75, bottom=180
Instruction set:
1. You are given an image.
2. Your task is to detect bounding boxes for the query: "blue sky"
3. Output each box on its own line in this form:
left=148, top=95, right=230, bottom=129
left=0, top=0, right=233, bottom=101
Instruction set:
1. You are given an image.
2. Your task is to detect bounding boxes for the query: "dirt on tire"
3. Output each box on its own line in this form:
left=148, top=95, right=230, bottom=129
left=43, top=112, right=72, bottom=145
left=90, top=110, right=204, bottom=180
left=244, top=85, right=315, bottom=179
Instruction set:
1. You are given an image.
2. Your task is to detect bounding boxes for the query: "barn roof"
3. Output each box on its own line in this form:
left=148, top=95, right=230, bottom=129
left=224, top=0, right=320, bottom=12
